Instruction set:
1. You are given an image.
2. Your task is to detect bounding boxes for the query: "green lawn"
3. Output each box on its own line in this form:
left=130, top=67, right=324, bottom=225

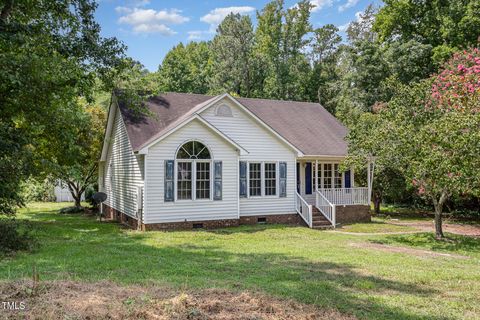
left=337, top=217, right=418, bottom=233
left=1, top=203, right=480, bottom=319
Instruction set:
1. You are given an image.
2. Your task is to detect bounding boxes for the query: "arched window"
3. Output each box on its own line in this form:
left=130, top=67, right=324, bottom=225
left=176, top=141, right=211, bottom=159
left=176, top=141, right=211, bottom=200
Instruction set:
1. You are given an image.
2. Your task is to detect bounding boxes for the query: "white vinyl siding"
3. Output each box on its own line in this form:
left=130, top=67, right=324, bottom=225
left=201, top=98, right=296, bottom=216
left=103, top=107, right=144, bottom=219
left=144, top=119, right=238, bottom=224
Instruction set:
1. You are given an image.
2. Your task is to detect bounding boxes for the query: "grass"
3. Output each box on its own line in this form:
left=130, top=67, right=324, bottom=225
left=338, top=217, right=418, bottom=233
left=1, top=203, right=480, bottom=319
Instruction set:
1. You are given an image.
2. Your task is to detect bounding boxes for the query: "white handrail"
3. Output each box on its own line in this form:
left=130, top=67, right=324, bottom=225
left=320, top=187, right=368, bottom=205
left=296, top=192, right=312, bottom=228
left=316, top=190, right=336, bottom=226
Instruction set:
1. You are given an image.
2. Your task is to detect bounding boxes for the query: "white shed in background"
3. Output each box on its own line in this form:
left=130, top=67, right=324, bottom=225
left=54, top=181, right=85, bottom=202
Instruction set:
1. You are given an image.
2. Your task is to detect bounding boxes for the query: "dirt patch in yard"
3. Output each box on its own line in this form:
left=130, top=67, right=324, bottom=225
left=350, top=242, right=470, bottom=260
left=388, top=221, right=480, bottom=237
left=0, top=280, right=356, bottom=320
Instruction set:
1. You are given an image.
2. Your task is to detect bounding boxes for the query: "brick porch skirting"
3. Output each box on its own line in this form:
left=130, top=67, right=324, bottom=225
left=335, top=205, right=371, bottom=224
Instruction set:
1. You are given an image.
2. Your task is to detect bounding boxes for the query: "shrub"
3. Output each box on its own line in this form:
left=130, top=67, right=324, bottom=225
left=0, top=218, right=36, bottom=255
left=59, top=206, right=84, bottom=214
left=21, top=177, right=56, bottom=203
left=85, top=184, right=98, bottom=209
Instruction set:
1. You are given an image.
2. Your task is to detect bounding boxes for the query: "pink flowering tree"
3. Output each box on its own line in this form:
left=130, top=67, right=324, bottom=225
left=348, top=47, right=480, bottom=239
left=430, top=48, right=480, bottom=113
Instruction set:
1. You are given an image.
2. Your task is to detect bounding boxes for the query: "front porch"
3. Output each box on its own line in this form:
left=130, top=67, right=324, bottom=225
left=295, top=159, right=371, bottom=228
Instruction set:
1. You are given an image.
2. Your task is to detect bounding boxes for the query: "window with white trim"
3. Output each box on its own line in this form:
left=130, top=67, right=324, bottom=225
left=334, top=164, right=342, bottom=188
left=249, top=163, right=261, bottom=196
left=196, top=162, right=210, bottom=199
left=312, top=162, right=344, bottom=189
left=264, top=163, right=277, bottom=196
left=176, top=141, right=211, bottom=200
left=323, top=163, right=332, bottom=189
left=177, top=162, right=192, bottom=200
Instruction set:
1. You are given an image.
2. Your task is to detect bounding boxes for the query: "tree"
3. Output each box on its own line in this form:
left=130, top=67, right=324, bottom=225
left=46, top=102, right=106, bottom=208
left=346, top=4, right=377, bottom=43
left=348, top=48, right=480, bottom=238
left=210, top=13, right=255, bottom=96
left=0, top=0, right=126, bottom=214
left=254, top=0, right=312, bottom=100
left=374, top=0, right=480, bottom=65
left=158, top=42, right=213, bottom=94
left=308, top=24, right=342, bottom=112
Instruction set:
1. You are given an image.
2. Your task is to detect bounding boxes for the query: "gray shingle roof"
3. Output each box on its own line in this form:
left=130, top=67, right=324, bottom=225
left=118, top=92, right=348, bottom=156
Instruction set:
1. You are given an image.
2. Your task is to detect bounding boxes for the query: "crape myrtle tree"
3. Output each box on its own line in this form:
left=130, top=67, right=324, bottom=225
left=0, top=0, right=127, bottom=214
left=348, top=48, right=480, bottom=238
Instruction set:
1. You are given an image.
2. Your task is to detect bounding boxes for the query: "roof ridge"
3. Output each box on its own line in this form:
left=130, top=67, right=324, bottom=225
left=164, top=91, right=214, bottom=97
left=162, top=92, right=320, bottom=105
left=236, top=96, right=320, bottom=105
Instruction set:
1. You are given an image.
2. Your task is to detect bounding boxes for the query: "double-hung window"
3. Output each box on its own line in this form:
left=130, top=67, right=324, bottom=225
left=196, top=162, right=210, bottom=199
left=312, top=163, right=345, bottom=189
left=249, top=163, right=261, bottom=196
left=176, top=141, right=211, bottom=200
left=177, top=162, right=192, bottom=200
left=333, top=164, right=342, bottom=189
left=323, top=163, right=333, bottom=189
left=264, top=163, right=277, bottom=196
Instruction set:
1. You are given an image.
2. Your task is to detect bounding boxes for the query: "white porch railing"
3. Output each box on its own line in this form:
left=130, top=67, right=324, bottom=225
left=296, top=192, right=312, bottom=228
left=315, top=190, right=336, bottom=226
left=320, top=187, right=369, bottom=205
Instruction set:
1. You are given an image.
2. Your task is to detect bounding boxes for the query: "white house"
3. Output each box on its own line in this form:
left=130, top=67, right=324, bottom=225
left=98, top=92, right=370, bottom=230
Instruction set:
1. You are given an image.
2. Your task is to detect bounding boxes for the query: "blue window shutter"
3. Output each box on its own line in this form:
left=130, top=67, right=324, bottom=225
left=279, top=162, right=287, bottom=197
left=239, top=161, right=247, bottom=197
left=296, top=162, right=300, bottom=193
left=345, top=169, right=352, bottom=188
left=214, top=161, right=222, bottom=200
left=305, top=162, right=312, bottom=194
left=164, top=160, right=174, bottom=202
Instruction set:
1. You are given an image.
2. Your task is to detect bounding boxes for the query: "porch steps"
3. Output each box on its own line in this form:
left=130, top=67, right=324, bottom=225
left=311, top=207, right=333, bottom=229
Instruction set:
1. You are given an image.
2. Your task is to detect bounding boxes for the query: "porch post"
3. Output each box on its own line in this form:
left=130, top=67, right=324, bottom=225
left=315, top=160, right=318, bottom=192
left=367, top=160, right=372, bottom=206
left=351, top=167, right=355, bottom=188
left=367, top=158, right=376, bottom=206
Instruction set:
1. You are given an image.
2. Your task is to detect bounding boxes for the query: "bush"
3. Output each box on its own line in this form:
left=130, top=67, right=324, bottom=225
left=85, top=184, right=98, bottom=209
left=21, top=177, right=56, bottom=202
left=0, top=218, right=36, bottom=255
left=59, top=206, right=84, bottom=214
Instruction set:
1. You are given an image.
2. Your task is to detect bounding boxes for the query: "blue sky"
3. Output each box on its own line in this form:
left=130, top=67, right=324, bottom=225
left=96, top=0, right=381, bottom=71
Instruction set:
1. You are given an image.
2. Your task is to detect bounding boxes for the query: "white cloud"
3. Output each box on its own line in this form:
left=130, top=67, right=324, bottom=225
left=310, top=0, right=333, bottom=12
left=200, top=6, right=255, bottom=31
left=132, top=23, right=175, bottom=35
left=339, top=0, right=359, bottom=12
left=338, top=23, right=349, bottom=32
left=187, top=31, right=204, bottom=40
left=115, top=6, right=132, bottom=14
left=117, top=8, right=188, bottom=35
left=118, top=8, right=189, bottom=25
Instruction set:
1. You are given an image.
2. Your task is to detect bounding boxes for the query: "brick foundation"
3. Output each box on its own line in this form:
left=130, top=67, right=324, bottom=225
left=144, top=218, right=240, bottom=231
left=335, top=205, right=371, bottom=224
left=102, top=204, right=369, bottom=230
left=102, top=204, right=139, bottom=229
